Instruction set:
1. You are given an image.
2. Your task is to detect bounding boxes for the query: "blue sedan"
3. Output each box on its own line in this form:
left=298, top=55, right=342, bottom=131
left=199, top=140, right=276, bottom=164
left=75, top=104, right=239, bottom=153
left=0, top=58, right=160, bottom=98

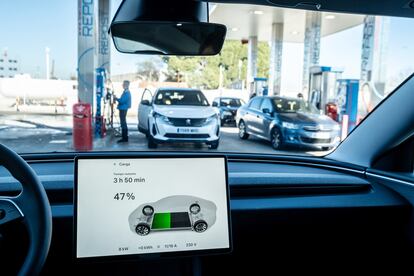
left=236, top=96, right=341, bottom=150
left=212, top=97, right=245, bottom=126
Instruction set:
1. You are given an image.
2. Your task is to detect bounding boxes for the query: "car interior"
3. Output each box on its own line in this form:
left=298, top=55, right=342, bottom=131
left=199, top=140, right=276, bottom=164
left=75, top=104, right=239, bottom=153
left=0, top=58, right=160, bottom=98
left=0, top=0, right=414, bottom=275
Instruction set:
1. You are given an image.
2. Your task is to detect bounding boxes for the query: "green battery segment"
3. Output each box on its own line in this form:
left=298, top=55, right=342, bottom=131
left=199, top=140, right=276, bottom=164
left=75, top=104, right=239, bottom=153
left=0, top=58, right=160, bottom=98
left=151, top=212, right=192, bottom=229
left=152, top=213, right=171, bottom=229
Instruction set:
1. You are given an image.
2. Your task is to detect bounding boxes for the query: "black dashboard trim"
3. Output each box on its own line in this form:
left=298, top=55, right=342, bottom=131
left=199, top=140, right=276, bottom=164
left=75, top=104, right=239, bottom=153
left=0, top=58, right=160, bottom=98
left=230, top=183, right=372, bottom=198
left=19, top=151, right=366, bottom=177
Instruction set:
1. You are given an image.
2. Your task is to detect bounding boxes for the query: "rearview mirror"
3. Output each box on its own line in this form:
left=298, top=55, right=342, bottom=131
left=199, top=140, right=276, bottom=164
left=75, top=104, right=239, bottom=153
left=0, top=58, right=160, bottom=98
left=212, top=102, right=219, bottom=107
left=110, top=0, right=227, bottom=56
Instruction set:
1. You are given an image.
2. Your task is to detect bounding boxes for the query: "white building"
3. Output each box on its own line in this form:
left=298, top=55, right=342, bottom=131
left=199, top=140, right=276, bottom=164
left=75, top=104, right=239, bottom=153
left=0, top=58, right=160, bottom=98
left=0, top=50, right=19, bottom=78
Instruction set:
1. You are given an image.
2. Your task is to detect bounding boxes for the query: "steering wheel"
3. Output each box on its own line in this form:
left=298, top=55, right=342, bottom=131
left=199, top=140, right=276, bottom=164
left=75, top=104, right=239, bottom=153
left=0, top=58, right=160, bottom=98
left=0, top=144, right=52, bottom=275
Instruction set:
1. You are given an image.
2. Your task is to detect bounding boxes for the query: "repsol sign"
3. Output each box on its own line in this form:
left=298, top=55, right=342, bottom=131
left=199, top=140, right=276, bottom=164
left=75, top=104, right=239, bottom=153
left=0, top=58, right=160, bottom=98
left=78, top=0, right=94, bottom=37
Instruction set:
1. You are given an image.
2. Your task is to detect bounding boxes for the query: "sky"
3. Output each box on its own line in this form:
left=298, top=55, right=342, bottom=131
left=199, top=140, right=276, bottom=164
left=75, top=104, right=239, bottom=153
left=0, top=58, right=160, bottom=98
left=0, top=0, right=413, bottom=93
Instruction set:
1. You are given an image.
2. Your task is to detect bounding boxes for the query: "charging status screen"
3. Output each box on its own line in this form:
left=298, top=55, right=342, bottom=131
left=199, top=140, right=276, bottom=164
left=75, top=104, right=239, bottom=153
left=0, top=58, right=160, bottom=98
left=75, top=157, right=230, bottom=259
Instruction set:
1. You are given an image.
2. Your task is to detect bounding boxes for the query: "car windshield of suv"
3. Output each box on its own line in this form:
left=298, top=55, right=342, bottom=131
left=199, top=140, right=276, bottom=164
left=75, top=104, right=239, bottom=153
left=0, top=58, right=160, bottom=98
left=0, top=1, right=413, bottom=157
left=273, top=98, right=319, bottom=114
left=153, top=90, right=209, bottom=106
left=220, top=98, right=243, bottom=107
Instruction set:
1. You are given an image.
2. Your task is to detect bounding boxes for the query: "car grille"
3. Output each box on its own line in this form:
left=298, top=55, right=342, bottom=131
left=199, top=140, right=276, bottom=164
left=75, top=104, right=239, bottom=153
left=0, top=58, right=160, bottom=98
left=303, top=125, right=333, bottom=132
left=165, top=134, right=210, bottom=139
left=301, top=137, right=332, bottom=144
left=168, top=118, right=207, bottom=127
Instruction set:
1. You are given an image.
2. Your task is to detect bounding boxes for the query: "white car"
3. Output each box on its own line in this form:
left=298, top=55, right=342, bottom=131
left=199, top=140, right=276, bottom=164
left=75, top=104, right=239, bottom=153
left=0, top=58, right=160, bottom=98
left=128, top=195, right=217, bottom=236
left=138, top=88, right=220, bottom=149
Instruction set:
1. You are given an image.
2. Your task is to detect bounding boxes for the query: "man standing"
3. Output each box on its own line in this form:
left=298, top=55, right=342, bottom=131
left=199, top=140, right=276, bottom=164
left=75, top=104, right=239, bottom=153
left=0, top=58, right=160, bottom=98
left=116, top=80, right=132, bottom=143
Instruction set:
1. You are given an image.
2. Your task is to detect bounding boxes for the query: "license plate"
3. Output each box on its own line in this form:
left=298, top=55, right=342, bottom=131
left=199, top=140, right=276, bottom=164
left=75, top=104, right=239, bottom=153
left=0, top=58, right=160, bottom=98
left=177, top=128, right=198, bottom=133
left=307, top=132, right=331, bottom=139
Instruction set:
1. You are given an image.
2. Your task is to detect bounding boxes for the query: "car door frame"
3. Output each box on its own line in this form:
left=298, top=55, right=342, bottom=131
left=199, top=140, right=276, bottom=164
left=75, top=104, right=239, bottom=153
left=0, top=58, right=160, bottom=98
left=138, top=88, right=154, bottom=133
left=244, top=97, right=263, bottom=136
left=258, top=98, right=275, bottom=140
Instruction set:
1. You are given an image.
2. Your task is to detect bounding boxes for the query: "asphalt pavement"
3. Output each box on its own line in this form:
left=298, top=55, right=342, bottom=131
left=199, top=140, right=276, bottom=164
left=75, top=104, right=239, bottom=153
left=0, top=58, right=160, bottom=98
left=0, top=113, right=329, bottom=156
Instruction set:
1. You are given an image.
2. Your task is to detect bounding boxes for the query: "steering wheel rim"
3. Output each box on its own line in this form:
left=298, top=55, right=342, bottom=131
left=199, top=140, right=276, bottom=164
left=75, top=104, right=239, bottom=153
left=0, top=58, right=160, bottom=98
left=0, top=144, right=52, bottom=276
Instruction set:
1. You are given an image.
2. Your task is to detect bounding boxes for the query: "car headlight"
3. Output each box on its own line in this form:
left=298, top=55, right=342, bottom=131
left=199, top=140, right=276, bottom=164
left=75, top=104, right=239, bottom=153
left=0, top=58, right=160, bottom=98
left=333, top=124, right=340, bottom=131
left=205, top=114, right=218, bottom=124
left=282, top=122, right=300, bottom=129
left=153, top=112, right=171, bottom=124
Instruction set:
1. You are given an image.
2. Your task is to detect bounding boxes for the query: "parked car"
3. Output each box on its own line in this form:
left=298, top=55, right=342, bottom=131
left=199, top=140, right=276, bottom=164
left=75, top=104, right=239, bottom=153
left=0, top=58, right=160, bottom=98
left=138, top=88, right=220, bottom=149
left=236, top=96, right=341, bottom=150
left=212, top=97, right=245, bottom=126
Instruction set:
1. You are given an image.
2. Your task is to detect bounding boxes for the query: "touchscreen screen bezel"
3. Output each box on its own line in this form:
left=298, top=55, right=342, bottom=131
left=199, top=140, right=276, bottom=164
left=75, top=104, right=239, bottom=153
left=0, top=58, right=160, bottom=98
left=73, top=154, right=232, bottom=262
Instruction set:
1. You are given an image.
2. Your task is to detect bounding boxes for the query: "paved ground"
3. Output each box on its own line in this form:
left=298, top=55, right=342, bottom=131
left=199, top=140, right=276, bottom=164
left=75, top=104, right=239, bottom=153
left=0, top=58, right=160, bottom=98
left=0, top=112, right=330, bottom=156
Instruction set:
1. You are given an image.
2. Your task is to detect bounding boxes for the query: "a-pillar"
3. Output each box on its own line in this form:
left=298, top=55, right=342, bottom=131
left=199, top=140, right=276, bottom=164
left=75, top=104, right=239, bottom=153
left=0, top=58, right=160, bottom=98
left=247, top=36, right=258, bottom=94
left=302, top=11, right=321, bottom=94
left=268, top=23, right=284, bottom=96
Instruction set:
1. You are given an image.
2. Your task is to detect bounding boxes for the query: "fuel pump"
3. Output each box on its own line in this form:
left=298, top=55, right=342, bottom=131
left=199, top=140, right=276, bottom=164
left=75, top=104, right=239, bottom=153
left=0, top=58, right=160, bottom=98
left=249, top=77, right=268, bottom=98
left=95, top=68, right=113, bottom=138
left=308, top=66, right=343, bottom=119
left=104, top=82, right=116, bottom=131
left=335, top=79, right=359, bottom=134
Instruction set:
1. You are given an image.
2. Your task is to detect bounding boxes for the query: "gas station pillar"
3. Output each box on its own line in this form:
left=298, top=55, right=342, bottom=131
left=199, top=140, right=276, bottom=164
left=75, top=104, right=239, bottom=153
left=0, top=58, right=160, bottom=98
left=302, top=11, right=321, bottom=95
left=268, top=23, right=284, bottom=96
left=98, top=0, right=111, bottom=74
left=247, top=36, right=258, bottom=92
left=359, top=15, right=389, bottom=116
left=77, top=0, right=97, bottom=108
left=78, top=0, right=111, bottom=114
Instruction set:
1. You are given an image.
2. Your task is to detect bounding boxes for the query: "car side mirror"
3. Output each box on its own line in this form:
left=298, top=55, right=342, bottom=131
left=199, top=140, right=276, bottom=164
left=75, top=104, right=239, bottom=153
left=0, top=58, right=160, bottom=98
left=262, top=108, right=271, bottom=115
left=141, top=99, right=151, bottom=106
left=212, top=102, right=219, bottom=107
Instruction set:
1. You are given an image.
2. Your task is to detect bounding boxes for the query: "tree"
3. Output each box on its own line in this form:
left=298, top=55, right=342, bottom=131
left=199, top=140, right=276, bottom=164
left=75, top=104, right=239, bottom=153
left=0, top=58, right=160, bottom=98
left=163, top=40, right=270, bottom=89
left=162, top=56, right=201, bottom=82
left=136, top=60, right=162, bottom=81
left=257, top=42, right=270, bottom=80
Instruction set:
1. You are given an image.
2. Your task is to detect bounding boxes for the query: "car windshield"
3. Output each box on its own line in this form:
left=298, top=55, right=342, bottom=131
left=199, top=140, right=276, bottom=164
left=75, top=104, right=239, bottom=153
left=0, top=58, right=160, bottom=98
left=273, top=98, right=319, bottom=114
left=153, top=90, right=209, bottom=106
left=0, top=1, right=413, bottom=157
left=220, top=98, right=243, bottom=107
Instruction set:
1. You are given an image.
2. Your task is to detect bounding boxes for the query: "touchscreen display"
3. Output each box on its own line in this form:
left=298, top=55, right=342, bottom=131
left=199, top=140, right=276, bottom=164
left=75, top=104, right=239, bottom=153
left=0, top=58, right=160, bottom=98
left=75, top=157, right=230, bottom=259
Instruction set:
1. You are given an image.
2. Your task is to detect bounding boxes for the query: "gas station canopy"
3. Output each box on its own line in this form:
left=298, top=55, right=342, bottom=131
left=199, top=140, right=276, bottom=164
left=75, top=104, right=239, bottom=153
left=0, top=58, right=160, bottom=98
left=210, top=4, right=365, bottom=43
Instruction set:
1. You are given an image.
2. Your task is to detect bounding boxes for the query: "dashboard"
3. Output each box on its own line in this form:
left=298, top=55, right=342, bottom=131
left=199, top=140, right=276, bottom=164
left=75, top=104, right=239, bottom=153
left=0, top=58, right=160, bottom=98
left=0, top=153, right=412, bottom=275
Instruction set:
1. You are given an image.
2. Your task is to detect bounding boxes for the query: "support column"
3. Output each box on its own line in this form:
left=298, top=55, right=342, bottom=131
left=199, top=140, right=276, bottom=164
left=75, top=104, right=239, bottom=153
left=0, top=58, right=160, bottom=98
left=45, top=47, right=50, bottom=80
left=359, top=15, right=389, bottom=116
left=77, top=0, right=97, bottom=107
left=302, top=11, right=321, bottom=94
left=247, top=36, right=258, bottom=94
left=98, top=0, right=111, bottom=74
left=268, top=23, right=284, bottom=96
